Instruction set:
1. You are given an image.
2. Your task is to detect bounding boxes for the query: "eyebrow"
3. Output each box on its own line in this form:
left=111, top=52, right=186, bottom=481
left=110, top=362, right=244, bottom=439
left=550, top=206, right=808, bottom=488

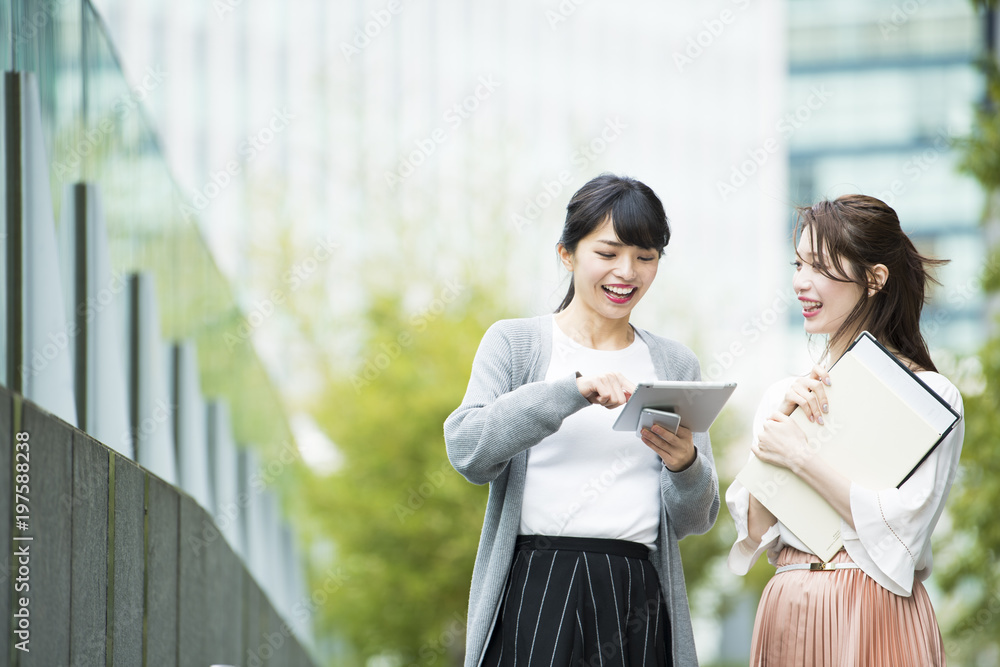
left=596, top=239, right=627, bottom=248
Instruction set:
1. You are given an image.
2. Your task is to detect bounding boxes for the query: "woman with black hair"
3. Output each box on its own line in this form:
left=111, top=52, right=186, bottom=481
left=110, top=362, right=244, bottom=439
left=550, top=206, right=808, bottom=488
left=445, top=173, right=719, bottom=667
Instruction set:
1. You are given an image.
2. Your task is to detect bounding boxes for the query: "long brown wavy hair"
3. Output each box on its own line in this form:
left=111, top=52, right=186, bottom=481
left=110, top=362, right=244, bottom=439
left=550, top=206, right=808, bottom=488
left=793, top=194, right=947, bottom=371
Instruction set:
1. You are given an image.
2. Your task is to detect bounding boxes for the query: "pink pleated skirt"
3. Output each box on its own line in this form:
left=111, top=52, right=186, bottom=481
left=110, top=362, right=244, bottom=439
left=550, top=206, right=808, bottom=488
left=750, top=547, right=946, bottom=666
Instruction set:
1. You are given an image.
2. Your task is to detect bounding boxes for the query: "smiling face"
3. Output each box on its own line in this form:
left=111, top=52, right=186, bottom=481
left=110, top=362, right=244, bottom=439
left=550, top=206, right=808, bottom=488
left=792, top=225, right=864, bottom=336
left=558, top=216, right=659, bottom=321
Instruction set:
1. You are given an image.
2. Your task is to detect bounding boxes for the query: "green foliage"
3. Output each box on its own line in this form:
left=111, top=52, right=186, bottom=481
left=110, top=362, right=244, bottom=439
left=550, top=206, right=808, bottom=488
left=937, top=11, right=1000, bottom=663
left=679, top=402, right=773, bottom=623
left=956, top=55, right=1000, bottom=194
left=937, top=331, right=1000, bottom=663
left=679, top=405, right=744, bottom=602
left=302, top=287, right=505, bottom=666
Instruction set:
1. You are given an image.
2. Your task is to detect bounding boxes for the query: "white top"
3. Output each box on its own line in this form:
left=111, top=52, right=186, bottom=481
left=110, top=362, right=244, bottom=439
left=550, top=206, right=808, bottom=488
left=519, top=316, right=662, bottom=548
left=726, top=371, right=965, bottom=596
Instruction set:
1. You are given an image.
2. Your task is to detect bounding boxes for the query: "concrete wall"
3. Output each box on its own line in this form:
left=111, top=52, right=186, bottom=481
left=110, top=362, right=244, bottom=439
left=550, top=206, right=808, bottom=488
left=0, top=384, right=317, bottom=667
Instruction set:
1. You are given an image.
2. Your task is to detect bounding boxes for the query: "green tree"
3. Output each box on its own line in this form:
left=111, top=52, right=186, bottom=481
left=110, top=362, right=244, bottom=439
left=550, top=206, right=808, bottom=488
left=937, top=3, right=1000, bottom=664
left=301, top=285, right=504, bottom=666
left=294, top=282, right=744, bottom=665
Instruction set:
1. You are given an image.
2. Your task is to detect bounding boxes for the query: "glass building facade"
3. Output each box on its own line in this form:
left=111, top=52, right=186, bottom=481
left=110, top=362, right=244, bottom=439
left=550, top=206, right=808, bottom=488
left=785, top=0, right=985, bottom=362
left=1, top=0, right=313, bottom=656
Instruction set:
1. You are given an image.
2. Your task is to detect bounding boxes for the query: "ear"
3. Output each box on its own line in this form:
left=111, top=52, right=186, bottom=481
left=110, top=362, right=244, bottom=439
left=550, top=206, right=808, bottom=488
left=869, top=264, right=888, bottom=293
left=557, top=243, right=574, bottom=272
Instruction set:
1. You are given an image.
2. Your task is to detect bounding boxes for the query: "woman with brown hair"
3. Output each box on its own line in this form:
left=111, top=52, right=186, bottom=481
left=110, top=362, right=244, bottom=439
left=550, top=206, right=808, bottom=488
left=726, top=195, right=965, bottom=665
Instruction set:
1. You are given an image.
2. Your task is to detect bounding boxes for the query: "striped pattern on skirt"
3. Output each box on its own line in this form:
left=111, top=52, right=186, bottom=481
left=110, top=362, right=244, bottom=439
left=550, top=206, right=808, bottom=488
left=482, top=535, right=671, bottom=667
left=751, top=546, right=946, bottom=666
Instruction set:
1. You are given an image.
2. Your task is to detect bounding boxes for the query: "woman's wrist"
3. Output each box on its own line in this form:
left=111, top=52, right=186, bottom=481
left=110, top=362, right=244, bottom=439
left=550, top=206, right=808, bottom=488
left=663, top=448, right=697, bottom=472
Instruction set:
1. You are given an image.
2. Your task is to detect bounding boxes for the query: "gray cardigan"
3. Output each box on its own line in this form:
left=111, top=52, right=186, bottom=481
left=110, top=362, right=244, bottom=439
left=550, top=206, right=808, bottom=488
left=444, top=315, right=720, bottom=667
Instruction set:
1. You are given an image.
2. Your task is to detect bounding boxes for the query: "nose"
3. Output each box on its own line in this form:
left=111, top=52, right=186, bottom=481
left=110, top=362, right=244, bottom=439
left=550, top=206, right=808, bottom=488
left=615, top=256, right=638, bottom=281
left=792, top=267, right=809, bottom=294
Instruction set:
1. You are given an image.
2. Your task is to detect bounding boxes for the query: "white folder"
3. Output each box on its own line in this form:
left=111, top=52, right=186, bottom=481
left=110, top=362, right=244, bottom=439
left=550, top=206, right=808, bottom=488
left=736, top=331, right=961, bottom=562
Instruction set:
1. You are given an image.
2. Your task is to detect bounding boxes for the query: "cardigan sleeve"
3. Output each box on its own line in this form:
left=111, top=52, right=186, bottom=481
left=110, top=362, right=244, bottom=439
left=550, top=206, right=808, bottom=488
left=842, top=375, right=965, bottom=596
left=657, top=347, right=721, bottom=539
left=444, top=321, right=591, bottom=485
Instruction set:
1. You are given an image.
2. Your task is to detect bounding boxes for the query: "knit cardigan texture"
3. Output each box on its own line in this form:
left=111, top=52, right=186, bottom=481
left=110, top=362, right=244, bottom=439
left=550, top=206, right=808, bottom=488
left=444, top=315, right=720, bottom=667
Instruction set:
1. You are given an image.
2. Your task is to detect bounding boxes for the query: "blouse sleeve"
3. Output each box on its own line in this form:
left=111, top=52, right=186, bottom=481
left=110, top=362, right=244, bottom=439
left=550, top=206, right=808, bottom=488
left=726, top=378, right=792, bottom=574
left=842, top=375, right=965, bottom=596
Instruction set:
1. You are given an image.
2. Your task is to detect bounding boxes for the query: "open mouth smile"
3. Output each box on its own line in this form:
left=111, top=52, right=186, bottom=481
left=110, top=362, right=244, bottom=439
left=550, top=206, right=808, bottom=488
left=603, top=284, right=637, bottom=304
left=800, top=298, right=822, bottom=318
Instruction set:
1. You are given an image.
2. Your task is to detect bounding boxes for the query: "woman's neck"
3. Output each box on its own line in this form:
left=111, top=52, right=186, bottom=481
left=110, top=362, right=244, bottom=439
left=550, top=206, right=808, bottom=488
left=554, top=304, right=634, bottom=350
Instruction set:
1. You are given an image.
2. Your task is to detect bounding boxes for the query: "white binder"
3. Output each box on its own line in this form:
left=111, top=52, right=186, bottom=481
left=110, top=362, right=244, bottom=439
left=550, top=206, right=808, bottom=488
left=736, top=331, right=961, bottom=562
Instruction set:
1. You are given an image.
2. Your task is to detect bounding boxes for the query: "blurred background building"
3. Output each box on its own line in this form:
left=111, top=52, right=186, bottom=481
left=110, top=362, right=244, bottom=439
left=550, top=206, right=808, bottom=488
left=4, top=0, right=989, bottom=664
left=785, top=0, right=984, bottom=359
left=1, top=0, right=315, bottom=664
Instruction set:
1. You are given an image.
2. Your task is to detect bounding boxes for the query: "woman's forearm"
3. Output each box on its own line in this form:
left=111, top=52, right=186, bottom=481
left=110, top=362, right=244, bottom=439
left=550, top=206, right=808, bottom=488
left=792, top=457, right=856, bottom=531
left=747, top=492, right=778, bottom=544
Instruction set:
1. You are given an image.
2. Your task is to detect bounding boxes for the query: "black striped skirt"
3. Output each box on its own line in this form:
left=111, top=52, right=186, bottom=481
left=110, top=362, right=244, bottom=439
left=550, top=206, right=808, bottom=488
left=482, top=535, right=672, bottom=667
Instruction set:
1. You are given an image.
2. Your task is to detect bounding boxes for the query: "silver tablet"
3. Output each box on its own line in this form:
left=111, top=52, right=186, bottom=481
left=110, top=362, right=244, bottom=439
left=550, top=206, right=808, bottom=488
left=612, top=381, right=737, bottom=433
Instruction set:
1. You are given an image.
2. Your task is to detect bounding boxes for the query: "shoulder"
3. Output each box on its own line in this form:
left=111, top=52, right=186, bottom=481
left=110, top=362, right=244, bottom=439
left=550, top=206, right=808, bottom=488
left=474, top=316, right=548, bottom=374
left=634, top=327, right=699, bottom=366
left=481, top=315, right=546, bottom=347
left=915, top=371, right=964, bottom=415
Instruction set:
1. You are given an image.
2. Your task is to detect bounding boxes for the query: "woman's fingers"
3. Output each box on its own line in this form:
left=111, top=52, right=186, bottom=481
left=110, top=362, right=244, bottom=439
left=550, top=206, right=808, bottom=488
left=641, top=424, right=696, bottom=471
left=577, top=372, right=635, bottom=408
left=793, top=383, right=824, bottom=424
left=785, top=374, right=830, bottom=425
left=810, top=364, right=832, bottom=386
left=807, top=365, right=831, bottom=421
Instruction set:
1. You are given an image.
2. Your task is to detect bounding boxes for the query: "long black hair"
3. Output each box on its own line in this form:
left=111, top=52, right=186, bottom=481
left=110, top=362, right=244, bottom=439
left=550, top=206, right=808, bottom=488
left=555, top=173, right=670, bottom=312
